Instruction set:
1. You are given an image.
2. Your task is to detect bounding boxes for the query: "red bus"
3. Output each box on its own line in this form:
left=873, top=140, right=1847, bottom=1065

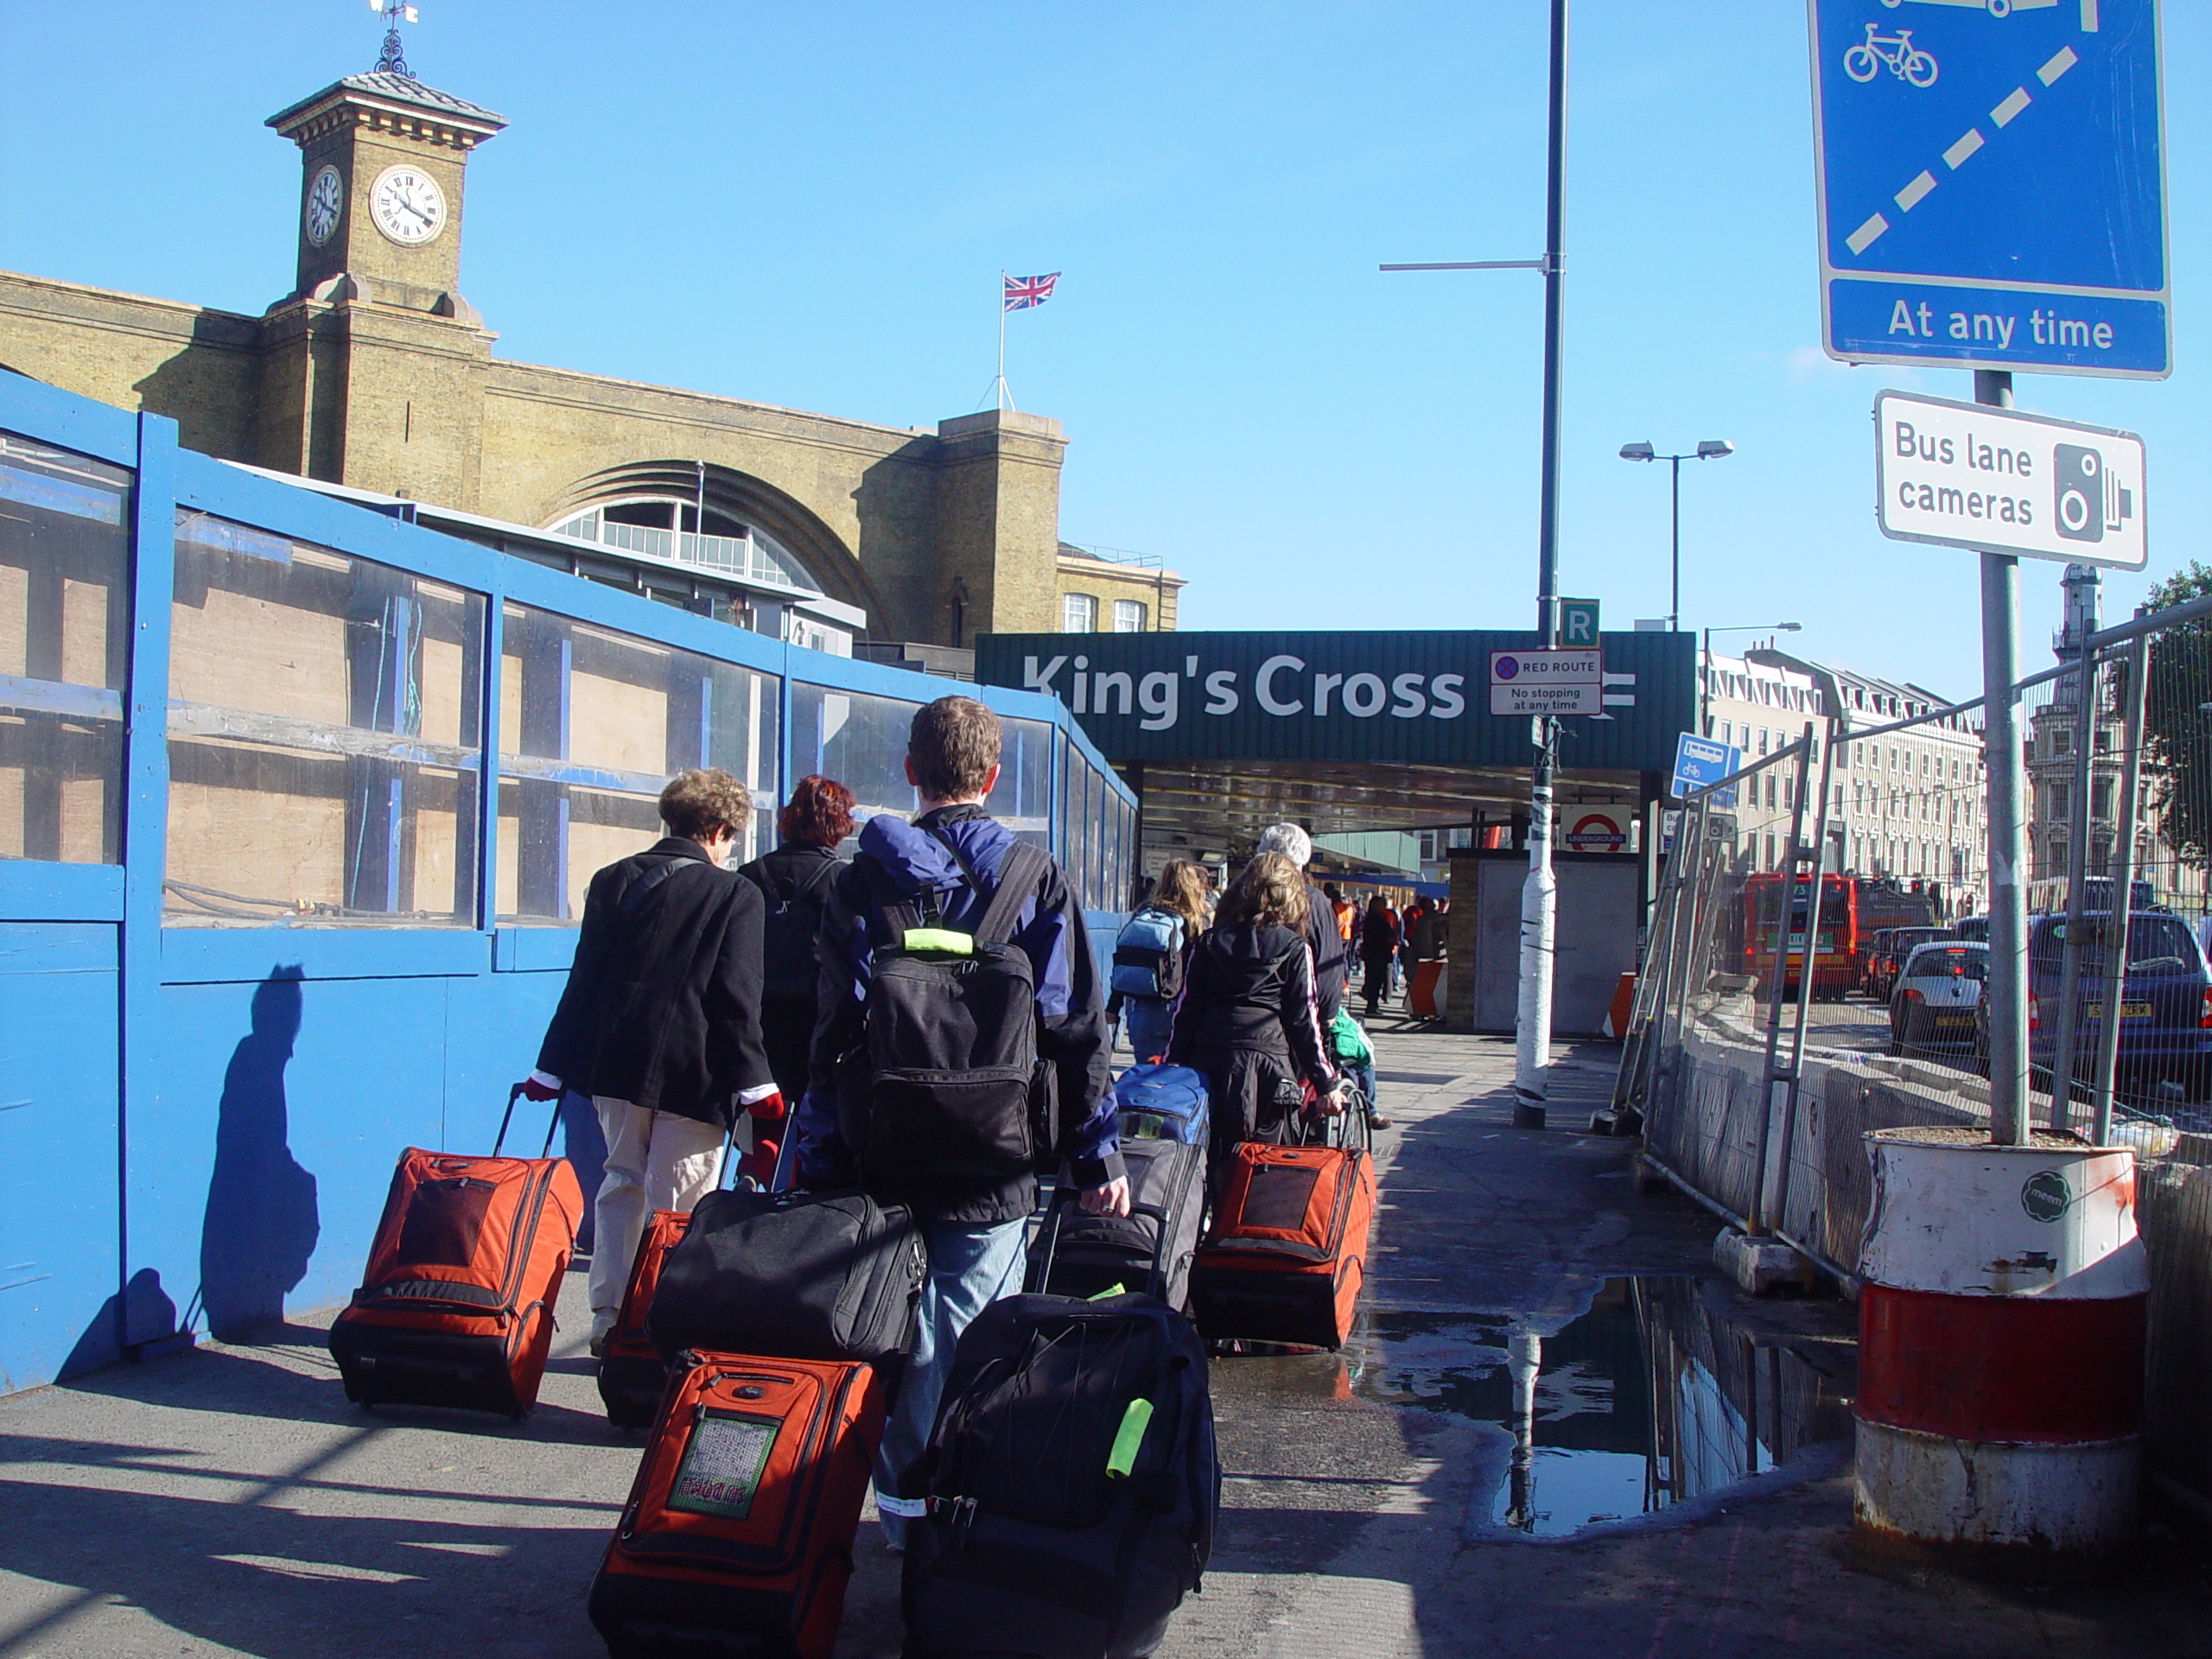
left=1742, top=875, right=1940, bottom=998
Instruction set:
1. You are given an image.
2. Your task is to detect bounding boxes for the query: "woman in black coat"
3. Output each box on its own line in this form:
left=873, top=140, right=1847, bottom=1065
left=738, top=774, right=854, bottom=1107
left=1168, top=851, right=1345, bottom=1192
left=524, top=768, right=778, bottom=1352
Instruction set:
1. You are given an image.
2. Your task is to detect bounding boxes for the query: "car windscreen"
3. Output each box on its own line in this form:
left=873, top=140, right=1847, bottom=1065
left=2031, top=916, right=2200, bottom=975
left=1904, top=946, right=1986, bottom=982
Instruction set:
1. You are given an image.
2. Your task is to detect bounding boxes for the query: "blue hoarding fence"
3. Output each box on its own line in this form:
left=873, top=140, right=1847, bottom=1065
left=0, top=367, right=1135, bottom=1396
left=1810, top=0, right=2168, bottom=378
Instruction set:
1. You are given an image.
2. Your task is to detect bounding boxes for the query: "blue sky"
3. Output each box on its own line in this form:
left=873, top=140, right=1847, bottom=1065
left=3, top=1, right=2203, bottom=702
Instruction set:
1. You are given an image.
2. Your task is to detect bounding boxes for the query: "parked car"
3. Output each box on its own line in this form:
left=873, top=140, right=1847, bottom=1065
left=1865, top=925, right=1955, bottom=1004
left=1890, top=941, right=1987, bottom=1057
left=1973, top=912, right=2212, bottom=1092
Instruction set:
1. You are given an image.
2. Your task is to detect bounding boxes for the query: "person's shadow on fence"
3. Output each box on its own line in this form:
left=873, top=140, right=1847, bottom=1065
left=197, top=966, right=320, bottom=1341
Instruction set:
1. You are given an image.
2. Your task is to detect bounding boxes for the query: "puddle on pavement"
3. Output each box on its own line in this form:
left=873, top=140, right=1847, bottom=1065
left=1352, top=1277, right=1852, bottom=1538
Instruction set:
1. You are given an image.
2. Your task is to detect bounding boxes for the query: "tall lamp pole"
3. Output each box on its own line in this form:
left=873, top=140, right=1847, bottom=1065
left=1382, top=0, right=1569, bottom=1128
left=1621, top=440, right=1733, bottom=633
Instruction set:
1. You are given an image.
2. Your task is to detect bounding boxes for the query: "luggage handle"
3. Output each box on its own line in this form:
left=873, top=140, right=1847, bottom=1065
left=1038, top=1189, right=1173, bottom=1301
left=493, top=1082, right=563, bottom=1160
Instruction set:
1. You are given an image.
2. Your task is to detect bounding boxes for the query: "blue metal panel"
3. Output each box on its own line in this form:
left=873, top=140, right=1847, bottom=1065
left=0, top=861, right=124, bottom=922
left=0, top=924, right=120, bottom=1391
left=493, top=925, right=579, bottom=974
left=0, top=370, right=138, bottom=467
left=136, top=973, right=452, bottom=1336
left=160, top=925, right=490, bottom=986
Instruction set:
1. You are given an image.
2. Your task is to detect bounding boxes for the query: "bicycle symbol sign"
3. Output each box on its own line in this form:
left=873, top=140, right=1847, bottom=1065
left=1846, top=23, right=1940, bottom=86
left=1808, top=0, right=2169, bottom=380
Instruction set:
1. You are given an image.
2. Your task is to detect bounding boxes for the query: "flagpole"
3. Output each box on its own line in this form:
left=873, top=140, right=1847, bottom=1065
left=995, top=272, right=1014, bottom=411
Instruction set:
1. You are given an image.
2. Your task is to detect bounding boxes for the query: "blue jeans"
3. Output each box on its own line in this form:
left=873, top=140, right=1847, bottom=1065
left=1122, top=996, right=1173, bottom=1064
left=874, top=1215, right=1029, bottom=1547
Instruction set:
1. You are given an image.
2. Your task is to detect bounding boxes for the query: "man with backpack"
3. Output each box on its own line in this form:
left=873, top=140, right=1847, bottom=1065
left=796, top=696, right=1126, bottom=1549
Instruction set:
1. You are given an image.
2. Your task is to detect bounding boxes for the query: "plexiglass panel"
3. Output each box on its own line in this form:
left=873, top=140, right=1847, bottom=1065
left=498, top=603, right=779, bottom=922
left=167, top=512, right=485, bottom=925
left=1001, top=715, right=1053, bottom=851
left=0, top=433, right=129, bottom=865
left=788, top=683, right=918, bottom=830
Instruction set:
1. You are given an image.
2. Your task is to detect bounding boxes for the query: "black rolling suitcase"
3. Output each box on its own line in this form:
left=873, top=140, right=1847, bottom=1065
left=900, top=1289, right=1217, bottom=1659
left=1027, top=1135, right=1206, bottom=1307
left=646, top=1184, right=925, bottom=1365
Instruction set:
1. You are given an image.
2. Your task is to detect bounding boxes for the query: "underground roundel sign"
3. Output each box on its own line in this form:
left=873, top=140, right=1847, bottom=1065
left=1567, top=812, right=1626, bottom=853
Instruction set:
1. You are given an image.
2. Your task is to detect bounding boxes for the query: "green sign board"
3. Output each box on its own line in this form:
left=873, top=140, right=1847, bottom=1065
left=974, top=630, right=1694, bottom=772
left=1559, top=598, right=1600, bottom=646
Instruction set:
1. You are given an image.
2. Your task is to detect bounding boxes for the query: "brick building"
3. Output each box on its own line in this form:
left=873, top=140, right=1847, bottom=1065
left=0, top=66, right=1184, bottom=652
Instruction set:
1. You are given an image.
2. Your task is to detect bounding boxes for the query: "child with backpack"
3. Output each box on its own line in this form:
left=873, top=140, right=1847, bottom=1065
left=794, top=696, right=1126, bottom=1550
left=1106, top=858, right=1208, bottom=1062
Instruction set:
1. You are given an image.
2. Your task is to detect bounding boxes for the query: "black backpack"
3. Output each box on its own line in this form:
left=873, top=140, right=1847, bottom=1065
left=899, top=1291, right=1218, bottom=1658
left=836, top=835, right=1052, bottom=1186
left=747, top=854, right=840, bottom=1000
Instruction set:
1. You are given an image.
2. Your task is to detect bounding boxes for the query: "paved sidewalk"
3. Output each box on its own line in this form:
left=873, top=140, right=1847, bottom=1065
left=5, top=1022, right=2212, bottom=1657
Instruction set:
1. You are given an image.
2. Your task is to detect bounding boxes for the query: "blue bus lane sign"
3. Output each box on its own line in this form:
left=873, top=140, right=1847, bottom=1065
left=1671, top=733, right=1742, bottom=807
left=1874, top=389, right=2145, bottom=571
left=1808, top=0, right=2168, bottom=379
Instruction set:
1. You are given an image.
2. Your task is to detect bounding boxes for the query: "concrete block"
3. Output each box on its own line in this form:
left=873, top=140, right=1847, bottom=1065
left=1714, top=1225, right=1818, bottom=1295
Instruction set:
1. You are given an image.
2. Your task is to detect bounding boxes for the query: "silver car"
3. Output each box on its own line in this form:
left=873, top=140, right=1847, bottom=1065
left=1890, top=940, right=1988, bottom=1056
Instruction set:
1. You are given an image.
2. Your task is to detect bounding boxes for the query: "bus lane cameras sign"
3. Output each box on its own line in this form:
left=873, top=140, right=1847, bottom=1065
left=1874, top=389, right=2145, bottom=571
left=1490, top=648, right=1603, bottom=716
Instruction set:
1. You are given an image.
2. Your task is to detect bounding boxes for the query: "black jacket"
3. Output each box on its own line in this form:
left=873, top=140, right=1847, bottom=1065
left=1168, top=923, right=1338, bottom=1089
left=535, top=836, right=774, bottom=1128
left=739, top=842, right=844, bottom=995
left=1301, top=880, right=1349, bottom=1021
left=798, top=804, right=1118, bottom=1225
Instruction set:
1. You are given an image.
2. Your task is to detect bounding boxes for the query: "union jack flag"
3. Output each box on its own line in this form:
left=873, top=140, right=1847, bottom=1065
left=1003, top=272, right=1059, bottom=312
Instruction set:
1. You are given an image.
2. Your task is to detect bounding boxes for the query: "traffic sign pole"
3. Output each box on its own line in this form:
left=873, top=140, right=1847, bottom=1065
left=1516, top=0, right=1570, bottom=1132
left=1977, top=369, right=2031, bottom=1147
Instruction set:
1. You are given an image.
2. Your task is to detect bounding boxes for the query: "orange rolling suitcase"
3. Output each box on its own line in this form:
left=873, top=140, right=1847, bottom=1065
left=588, top=1351, right=889, bottom=1659
left=1191, top=1134, right=1375, bottom=1349
left=329, top=1085, right=583, bottom=1420
left=598, top=1207, right=691, bottom=1430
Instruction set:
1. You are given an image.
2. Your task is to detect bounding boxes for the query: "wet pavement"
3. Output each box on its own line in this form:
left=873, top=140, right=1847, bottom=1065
left=7, top=1017, right=2212, bottom=1656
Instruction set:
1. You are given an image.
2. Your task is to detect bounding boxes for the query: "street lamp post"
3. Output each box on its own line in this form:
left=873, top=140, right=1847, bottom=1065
left=1381, top=0, right=1570, bottom=1130
left=1700, top=621, right=1802, bottom=734
left=1622, top=440, right=1733, bottom=634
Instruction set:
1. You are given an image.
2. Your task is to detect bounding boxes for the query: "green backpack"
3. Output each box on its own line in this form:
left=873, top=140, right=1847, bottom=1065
left=1329, top=1008, right=1372, bottom=1066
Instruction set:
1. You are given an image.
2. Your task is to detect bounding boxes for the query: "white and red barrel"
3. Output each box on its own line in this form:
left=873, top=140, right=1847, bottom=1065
left=1854, top=1127, right=2146, bottom=1568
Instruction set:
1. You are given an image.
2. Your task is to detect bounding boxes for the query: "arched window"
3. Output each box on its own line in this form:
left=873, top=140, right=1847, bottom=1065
left=550, top=498, right=817, bottom=594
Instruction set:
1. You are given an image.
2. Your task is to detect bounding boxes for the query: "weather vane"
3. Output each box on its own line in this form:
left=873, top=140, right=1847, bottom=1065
left=370, top=0, right=421, bottom=78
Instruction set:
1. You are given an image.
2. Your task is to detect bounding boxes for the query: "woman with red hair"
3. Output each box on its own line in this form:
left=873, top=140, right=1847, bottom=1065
left=739, top=776, right=855, bottom=1112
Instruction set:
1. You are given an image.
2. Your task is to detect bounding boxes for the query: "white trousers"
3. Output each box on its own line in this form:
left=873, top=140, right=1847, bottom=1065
left=586, top=1097, right=726, bottom=1337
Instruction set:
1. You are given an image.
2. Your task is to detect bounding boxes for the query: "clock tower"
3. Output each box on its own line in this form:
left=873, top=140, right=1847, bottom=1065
left=257, top=69, right=505, bottom=499
left=267, top=72, right=505, bottom=310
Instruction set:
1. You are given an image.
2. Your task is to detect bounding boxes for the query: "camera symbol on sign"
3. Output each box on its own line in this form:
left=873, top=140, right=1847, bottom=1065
left=2054, top=443, right=2135, bottom=545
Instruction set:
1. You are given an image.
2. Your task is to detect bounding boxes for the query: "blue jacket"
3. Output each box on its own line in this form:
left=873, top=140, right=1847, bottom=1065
left=798, top=804, right=1120, bottom=1224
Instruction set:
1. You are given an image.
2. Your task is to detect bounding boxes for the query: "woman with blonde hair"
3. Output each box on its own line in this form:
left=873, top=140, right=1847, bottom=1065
left=1168, top=851, right=1344, bottom=1187
left=1108, top=859, right=1211, bottom=1062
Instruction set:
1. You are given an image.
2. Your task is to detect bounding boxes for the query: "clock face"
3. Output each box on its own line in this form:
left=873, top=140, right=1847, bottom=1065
left=304, top=165, right=344, bottom=246
left=368, top=164, right=447, bottom=246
